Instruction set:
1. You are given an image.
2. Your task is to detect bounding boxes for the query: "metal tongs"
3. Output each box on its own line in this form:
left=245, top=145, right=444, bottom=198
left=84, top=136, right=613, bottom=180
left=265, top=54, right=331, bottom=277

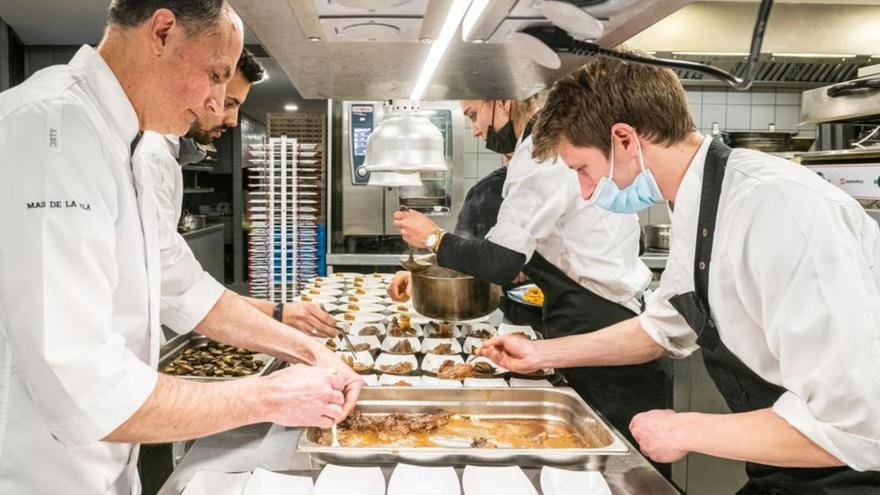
left=397, top=206, right=432, bottom=272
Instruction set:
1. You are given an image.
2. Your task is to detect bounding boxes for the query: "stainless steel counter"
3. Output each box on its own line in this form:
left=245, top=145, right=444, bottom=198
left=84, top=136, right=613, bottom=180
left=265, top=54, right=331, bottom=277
left=157, top=420, right=679, bottom=495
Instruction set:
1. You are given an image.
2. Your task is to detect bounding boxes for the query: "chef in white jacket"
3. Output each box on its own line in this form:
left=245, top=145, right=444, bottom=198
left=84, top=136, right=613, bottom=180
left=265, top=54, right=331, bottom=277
left=0, top=2, right=361, bottom=494
left=145, top=48, right=339, bottom=337
left=478, top=56, right=880, bottom=492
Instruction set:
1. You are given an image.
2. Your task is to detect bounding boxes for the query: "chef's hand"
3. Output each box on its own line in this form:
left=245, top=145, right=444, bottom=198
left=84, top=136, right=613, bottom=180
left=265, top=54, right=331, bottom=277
left=259, top=364, right=347, bottom=428
left=387, top=271, right=412, bottom=302
left=284, top=302, right=339, bottom=337
left=312, top=347, right=365, bottom=418
left=630, top=409, right=691, bottom=463
left=393, top=209, right=438, bottom=249
left=475, top=335, right=543, bottom=374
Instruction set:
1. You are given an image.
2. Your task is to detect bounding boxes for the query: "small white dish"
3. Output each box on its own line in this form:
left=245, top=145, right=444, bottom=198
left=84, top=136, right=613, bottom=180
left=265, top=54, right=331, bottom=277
left=339, top=295, right=387, bottom=305
left=244, top=468, right=314, bottom=495
left=361, top=374, right=380, bottom=387
left=347, top=322, right=386, bottom=337
left=386, top=320, right=424, bottom=338
left=463, top=378, right=508, bottom=388
left=336, top=350, right=375, bottom=374
left=540, top=467, right=611, bottom=495
left=182, top=471, right=251, bottom=495
left=420, top=376, right=463, bottom=388
left=346, top=288, right=387, bottom=297
left=385, top=303, right=414, bottom=314
left=466, top=355, right=508, bottom=375
left=460, top=323, right=497, bottom=340
left=338, top=302, right=387, bottom=314
left=374, top=353, right=419, bottom=375
left=421, top=338, right=462, bottom=355
left=508, top=378, right=553, bottom=388
left=335, top=334, right=381, bottom=353
left=378, top=374, right=422, bottom=387
left=313, top=465, right=385, bottom=495
left=381, top=336, right=422, bottom=355
left=388, top=463, right=460, bottom=495
left=462, top=337, right=486, bottom=355
left=304, top=288, right=343, bottom=297
left=498, top=323, right=539, bottom=340
left=334, top=311, right=386, bottom=324
left=293, top=294, right=338, bottom=305
left=422, top=321, right=461, bottom=339
left=304, top=282, right=345, bottom=291
left=422, top=354, right=465, bottom=375
left=463, top=466, right=537, bottom=495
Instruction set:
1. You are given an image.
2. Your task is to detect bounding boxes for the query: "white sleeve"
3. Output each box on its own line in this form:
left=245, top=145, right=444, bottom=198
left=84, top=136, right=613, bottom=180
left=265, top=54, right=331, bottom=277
left=486, top=150, right=571, bottom=259
left=730, top=185, right=880, bottom=471
left=0, top=101, right=157, bottom=447
left=133, top=134, right=225, bottom=334
left=639, top=252, right=700, bottom=359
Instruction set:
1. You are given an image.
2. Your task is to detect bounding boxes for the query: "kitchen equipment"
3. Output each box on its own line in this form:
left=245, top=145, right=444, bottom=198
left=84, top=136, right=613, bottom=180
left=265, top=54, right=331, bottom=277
left=410, top=261, right=502, bottom=322
left=507, top=283, right=543, bottom=308
left=725, top=131, right=796, bottom=152
left=298, top=387, right=629, bottom=469
left=398, top=207, right=432, bottom=273
left=158, top=333, right=279, bottom=382
left=179, top=212, right=207, bottom=233
left=643, top=224, right=671, bottom=252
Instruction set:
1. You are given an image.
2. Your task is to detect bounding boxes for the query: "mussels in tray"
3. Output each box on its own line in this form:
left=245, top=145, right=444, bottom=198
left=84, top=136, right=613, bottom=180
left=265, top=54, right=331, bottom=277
left=163, top=342, right=264, bottom=378
left=437, top=360, right=475, bottom=379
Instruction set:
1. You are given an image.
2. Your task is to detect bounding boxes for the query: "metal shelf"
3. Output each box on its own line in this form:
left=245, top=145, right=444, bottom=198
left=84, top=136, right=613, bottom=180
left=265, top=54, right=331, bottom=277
left=182, top=164, right=214, bottom=172
left=183, top=187, right=215, bottom=194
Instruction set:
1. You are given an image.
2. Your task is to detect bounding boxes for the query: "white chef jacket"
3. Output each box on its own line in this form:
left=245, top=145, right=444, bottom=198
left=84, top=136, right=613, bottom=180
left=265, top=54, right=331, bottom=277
left=133, top=132, right=226, bottom=333
left=0, top=45, right=221, bottom=494
left=486, top=135, right=652, bottom=314
left=641, top=136, right=880, bottom=471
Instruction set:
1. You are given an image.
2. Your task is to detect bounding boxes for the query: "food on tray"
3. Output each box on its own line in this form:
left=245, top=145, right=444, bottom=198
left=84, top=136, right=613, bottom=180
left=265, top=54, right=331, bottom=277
left=431, top=343, right=455, bottom=355
left=358, top=325, right=382, bottom=336
left=523, top=286, right=544, bottom=306
left=355, top=288, right=367, bottom=295
left=395, top=304, right=410, bottom=312
left=388, top=317, right=417, bottom=337
left=325, top=339, right=337, bottom=351
left=348, top=296, right=360, bottom=302
left=382, top=380, right=413, bottom=387
left=425, top=321, right=454, bottom=338
left=389, top=340, right=414, bottom=354
left=302, top=295, right=313, bottom=302
left=308, top=289, right=321, bottom=295
left=341, top=354, right=372, bottom=373
left=473, top=361, right=497, bottom=375
left=379, top=361, right=415, bottom=375
left=347, top=343, right=371, bottom=352
left=466, top=327, right=494, bottom=339
left=347, top=303, right=360, bottom=311
left=438, top=360, right=475, bottom=379
left=163, top=342, right=264, bottom=378
left=313, top=411, right=591, bottom=449
left=343, top=313, right=357, bottom=321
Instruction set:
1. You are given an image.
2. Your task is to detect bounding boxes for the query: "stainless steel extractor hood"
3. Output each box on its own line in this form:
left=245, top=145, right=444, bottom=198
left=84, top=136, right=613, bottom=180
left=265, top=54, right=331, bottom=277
left=228, top=0, right=693, bottom=100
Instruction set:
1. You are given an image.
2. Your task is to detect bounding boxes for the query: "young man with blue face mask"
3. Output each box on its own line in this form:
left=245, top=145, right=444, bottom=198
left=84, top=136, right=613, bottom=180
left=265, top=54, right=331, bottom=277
left=476, top=55, right=880, bottom=493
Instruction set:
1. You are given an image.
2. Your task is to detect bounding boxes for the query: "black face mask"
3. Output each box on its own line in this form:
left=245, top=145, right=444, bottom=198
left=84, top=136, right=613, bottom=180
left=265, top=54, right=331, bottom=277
left=484, top=102, right=518, bottom=155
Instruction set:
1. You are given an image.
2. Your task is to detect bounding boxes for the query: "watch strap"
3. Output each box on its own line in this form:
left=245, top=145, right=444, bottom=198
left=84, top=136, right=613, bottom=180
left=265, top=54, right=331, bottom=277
left=273, top=302, right=285, bottom=322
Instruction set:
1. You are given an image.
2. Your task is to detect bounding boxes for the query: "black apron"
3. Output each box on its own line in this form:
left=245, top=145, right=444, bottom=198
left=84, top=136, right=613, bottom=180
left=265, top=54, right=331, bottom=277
left=668, top=139, right=880, bottom=494
left=524, top=253, right=672, bottom=458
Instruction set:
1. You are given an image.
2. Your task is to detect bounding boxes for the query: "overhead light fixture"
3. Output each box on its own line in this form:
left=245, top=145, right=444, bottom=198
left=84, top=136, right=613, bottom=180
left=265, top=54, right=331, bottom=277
left=284, top=104, right=299, bottom=112
left=367, top=171, right=424, bottom=187
left=540, top=1, right=604, bottom=40
left=409, top=0, right=472, bottom=101
left=462, top=0, right=491, bottom=41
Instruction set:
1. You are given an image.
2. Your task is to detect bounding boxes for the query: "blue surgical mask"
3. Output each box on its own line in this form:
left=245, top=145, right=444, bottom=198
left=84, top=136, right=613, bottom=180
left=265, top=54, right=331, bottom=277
left=590, top=137, right=663, bottom=214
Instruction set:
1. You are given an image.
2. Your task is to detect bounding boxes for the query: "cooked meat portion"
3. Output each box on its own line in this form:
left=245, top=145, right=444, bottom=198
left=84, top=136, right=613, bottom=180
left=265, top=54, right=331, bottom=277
left=340, top=410, right=450, bottom=435
left=344, top=313, right=357, bottom=321
left=471, top=437, right=497, bottom=448
left=341, top=354, right=372, bottom=373
left=425, top=321, right=454, bottom=338
left=437, top=360, right=475, bottom=379
left=473, top=361, right=498, bottom=375
left=358, top=325, right=381, bottom=336
left=509, top=331, right=531, bottom=339
left=381, top=380, right=413, bottom=387
left=163, top=342, right=264, bottom=378
left=431, top=343, right=455, bottom=355
left=389, top=340, right=414, bottom=354
left=388, top=317, right=417, bottom=337
left=350, top=343, right=372, bottom=352
left=379, top=361, right=415, bottom=375
left=467, top=328, right=494, bottom=339
left=325, top=339, right=337, bottom=351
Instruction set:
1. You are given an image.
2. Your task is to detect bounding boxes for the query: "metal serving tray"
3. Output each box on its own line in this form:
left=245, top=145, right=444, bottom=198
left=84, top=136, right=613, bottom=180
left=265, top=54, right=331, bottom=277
left=158, top=333, right=280, bottom=382
left=298, top=387, right=628, bottom=470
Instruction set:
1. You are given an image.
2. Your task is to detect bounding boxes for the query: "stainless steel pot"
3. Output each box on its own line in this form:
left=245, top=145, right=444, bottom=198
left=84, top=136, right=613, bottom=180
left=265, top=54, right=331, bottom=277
left=409, top=259, right=502, bottom=321
left=643, top=224, right=671, bottom=251
left=725, top=131, right=796, bottom=152
left=179, top=213, right=207, bottom=233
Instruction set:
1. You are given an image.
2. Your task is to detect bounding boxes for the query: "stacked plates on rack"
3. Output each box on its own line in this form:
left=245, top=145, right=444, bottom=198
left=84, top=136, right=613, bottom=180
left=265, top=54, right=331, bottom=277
left=247, top=137, right=322, bottom=301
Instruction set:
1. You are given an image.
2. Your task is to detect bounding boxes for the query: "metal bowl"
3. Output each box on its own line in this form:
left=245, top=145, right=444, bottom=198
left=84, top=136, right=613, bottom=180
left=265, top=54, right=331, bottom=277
left=411, top=265, right=502, bottom=322
left=643, top=224, right=671, bottom=251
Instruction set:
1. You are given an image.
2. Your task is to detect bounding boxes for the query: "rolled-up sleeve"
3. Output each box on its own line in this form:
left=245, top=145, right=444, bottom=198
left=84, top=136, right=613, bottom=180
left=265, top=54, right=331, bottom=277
left=133, top=134, right=225, bottom=334
left=733, top=185, right=880, bottom=471
left=639, top=258, right=700, bottom=359
left=0, top=101, right=157, bottom=447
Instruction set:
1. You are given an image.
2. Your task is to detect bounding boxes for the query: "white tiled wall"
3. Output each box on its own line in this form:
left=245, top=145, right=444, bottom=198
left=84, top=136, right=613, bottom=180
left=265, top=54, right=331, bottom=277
left=462, top=120, right=503, bottom=193
left=686, top=87, right=815, bottom=137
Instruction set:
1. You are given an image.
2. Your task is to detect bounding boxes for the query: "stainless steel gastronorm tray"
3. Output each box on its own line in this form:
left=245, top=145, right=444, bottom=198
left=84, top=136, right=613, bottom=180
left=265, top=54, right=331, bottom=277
left=298, top=387, right=628, bottom=470
left=158, top=333, right=280, bottom=382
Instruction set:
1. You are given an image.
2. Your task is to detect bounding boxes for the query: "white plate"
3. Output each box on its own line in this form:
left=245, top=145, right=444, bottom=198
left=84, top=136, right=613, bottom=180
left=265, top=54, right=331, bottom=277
left=463, top=378, right=508, bottom=388
left=384, top=303, right=414, bottom=314
left=463, top=466, right=537, bottom=495
left=509, top=378, right=553, bottom=388
left=339, top=295, right=386, bottom=305
left=421, top=338, right=462, bottom=355
left=346, top=288, right=387, bottom=297
left=421, top=354, right=465, bottom=375
left=498, top=323, right=539, bottom=340
left=347, top=322, right=386, bottom=337
left=351, top=280, right=387, bottom=289
left=540, top=467, right=611, bottom=495
left=304, top=288, right=343, bottom=297
left=336, top=350, right=375, bottom=374
left=314, top=465, right=385, bottom=495
left=422, top=321, right=462, bottom=339
left=386, top=320, right=424, bottom=338
left=381, top=336, right=422, bottom=355
left=335, top=335, right=381, bottom=353
left=338, top=303, right=386, bottom=314
left=293, top=295, right=338, bottom=305
left=244, top=468, right=314, bottom=495
left=334, top=312, right=386, bottom=324
left=374, top=353, right=419, bottom=375
left=362, top=374, right=380, bottom=387
left=182, top=471, right=251, bottom=495
left=388, top=464, right=460, bottom=495
left=460, top=323, right=497, bottom=340
left=462, top=337, right=486, bottom=355
left=378, top=374, right=422, bottom=387
left=420, top=376, right=463, bottom=388
left=466, top=355, right=508, bottom=375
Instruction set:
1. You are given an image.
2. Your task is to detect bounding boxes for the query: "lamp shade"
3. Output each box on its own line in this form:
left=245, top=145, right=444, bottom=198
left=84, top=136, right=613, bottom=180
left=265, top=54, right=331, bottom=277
left=363, top=102, right=447, bottom=173
left=367, top=171, right=424, bottom=187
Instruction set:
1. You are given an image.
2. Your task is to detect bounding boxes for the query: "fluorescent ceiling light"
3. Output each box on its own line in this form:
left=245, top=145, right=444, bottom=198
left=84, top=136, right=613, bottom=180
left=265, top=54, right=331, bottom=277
left=284, top=104, right=299, bottom=112
left=409, top=0, right=472, bottom=101
left=462, top=0, right=491, bottom=41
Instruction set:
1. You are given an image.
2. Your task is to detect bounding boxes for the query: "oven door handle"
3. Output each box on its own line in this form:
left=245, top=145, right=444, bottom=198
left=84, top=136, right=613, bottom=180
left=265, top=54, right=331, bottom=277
left=827, top=77, right=880, bottom=98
